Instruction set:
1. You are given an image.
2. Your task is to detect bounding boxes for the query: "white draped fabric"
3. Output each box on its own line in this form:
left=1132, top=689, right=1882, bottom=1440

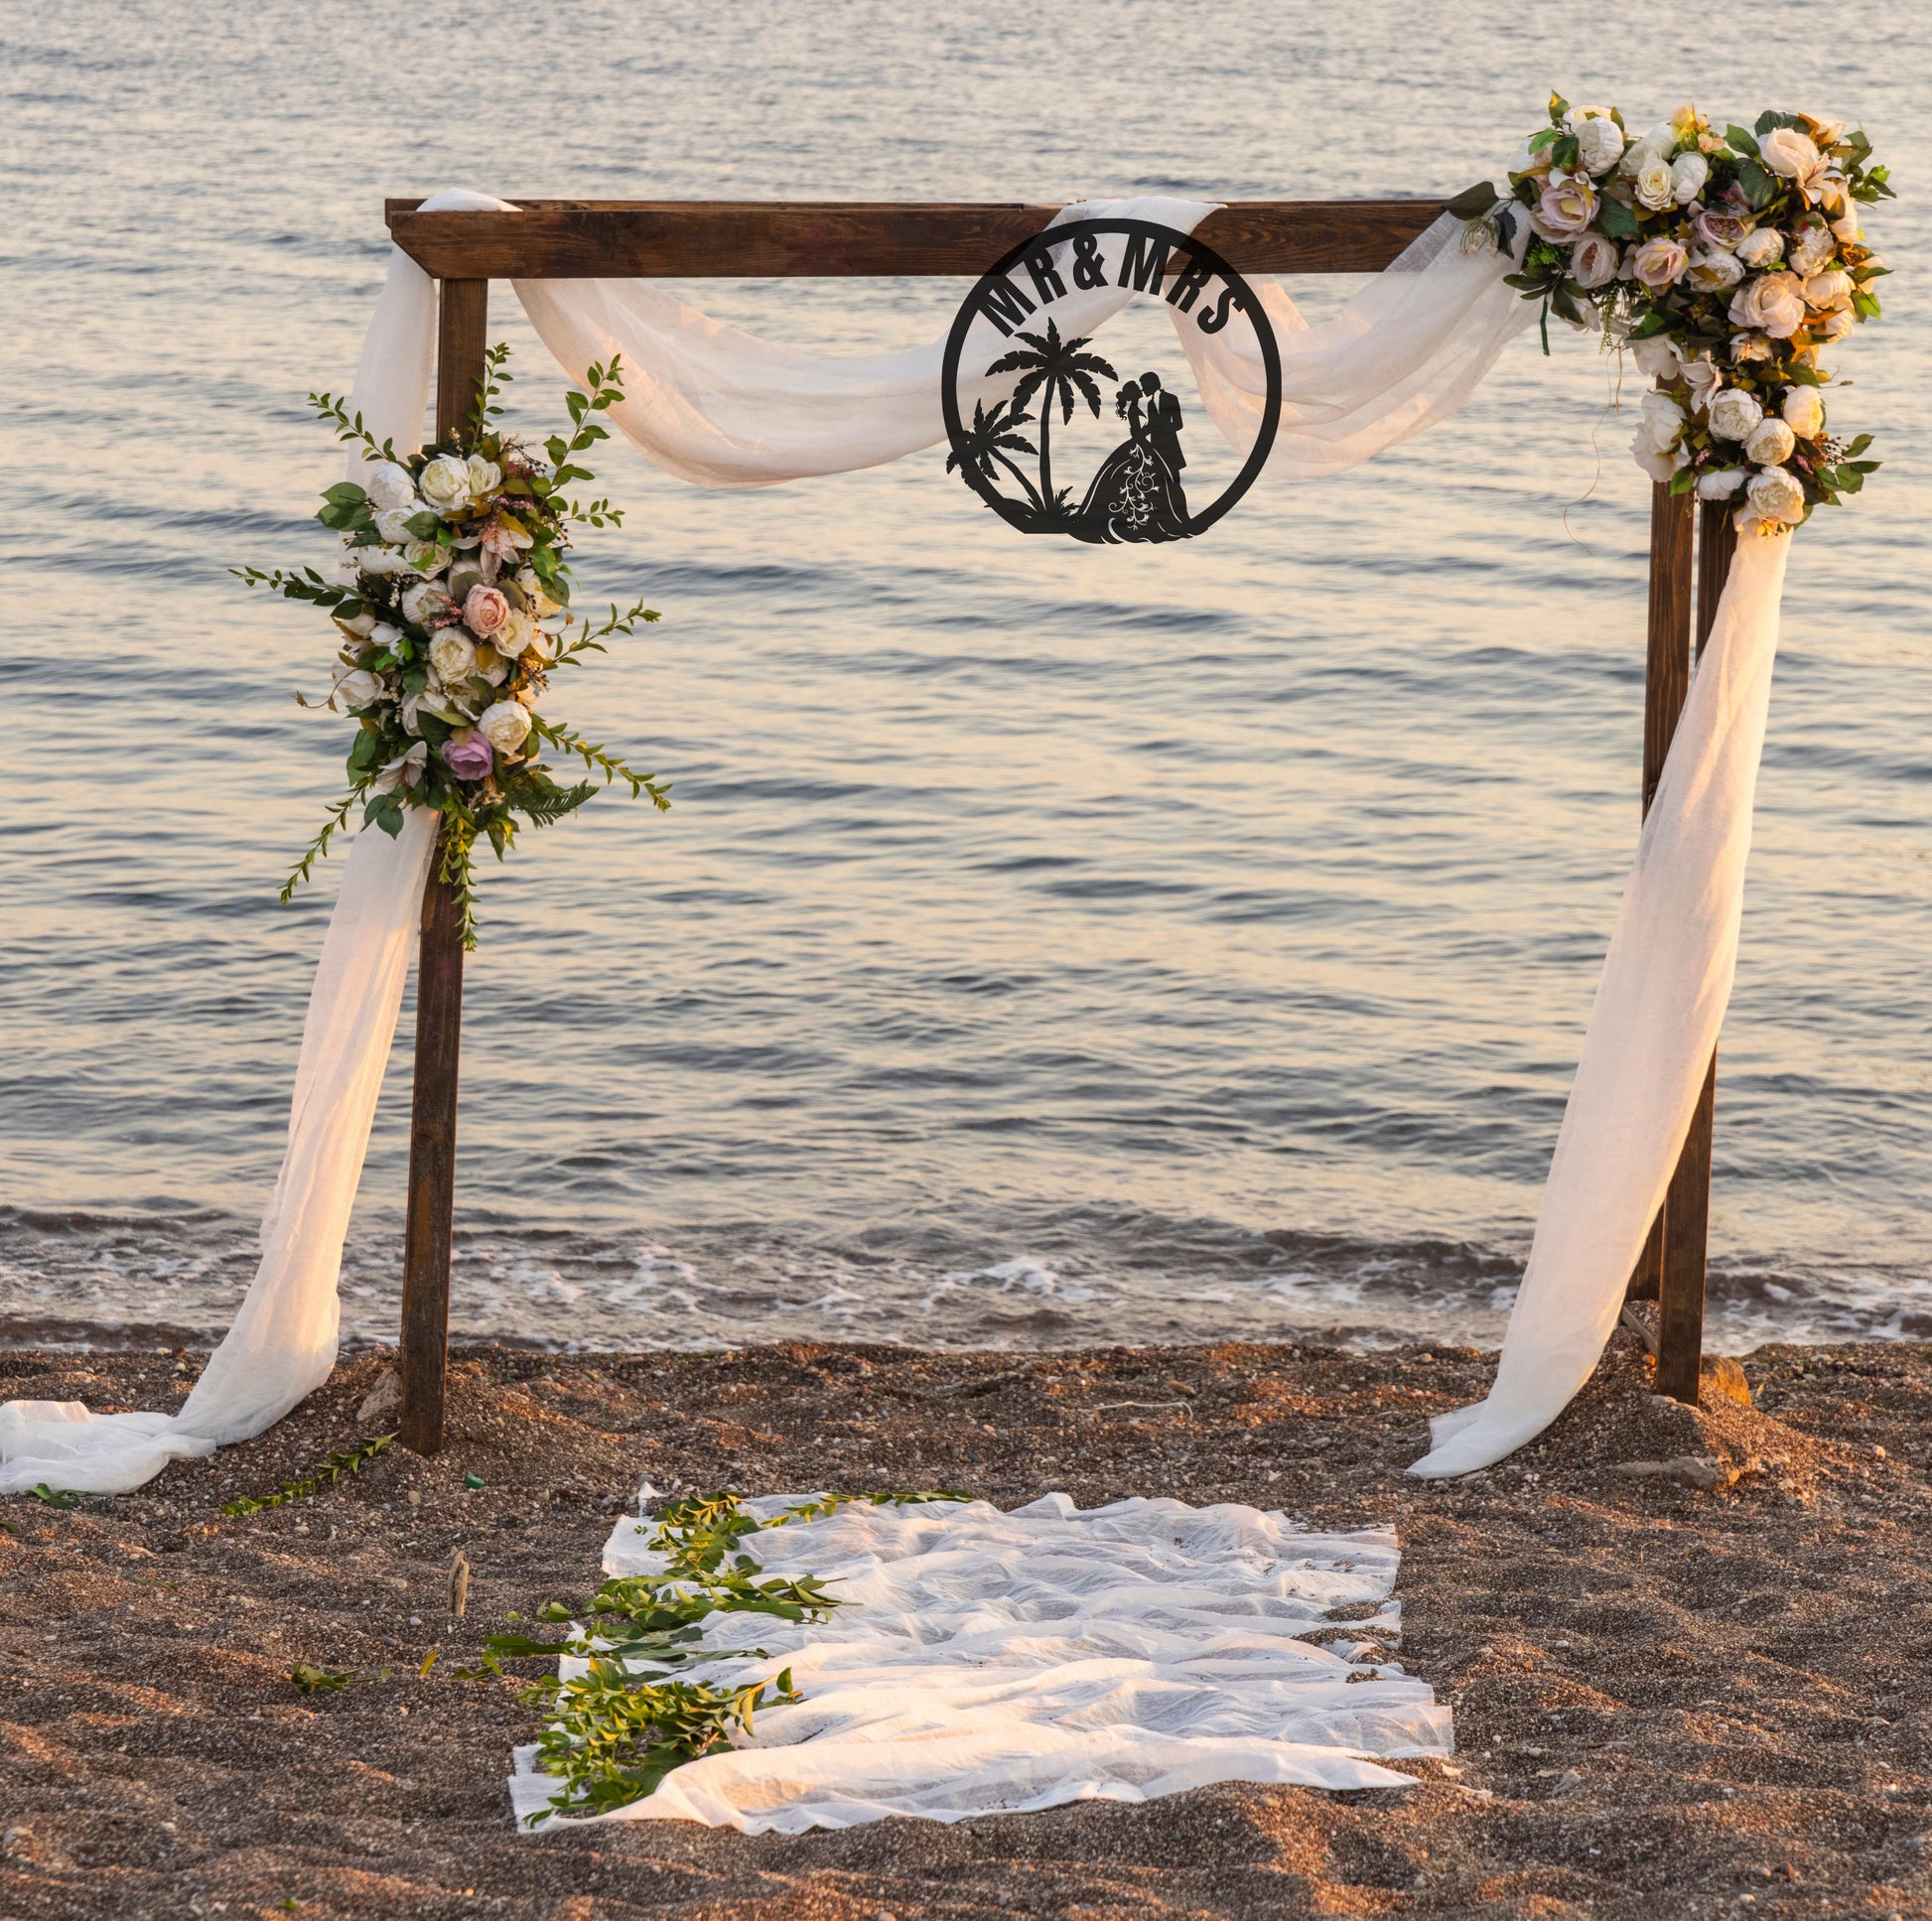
left=507, top=1493, right=1450, bottom=1833
left=0, top=185, right=1794, bottom=1495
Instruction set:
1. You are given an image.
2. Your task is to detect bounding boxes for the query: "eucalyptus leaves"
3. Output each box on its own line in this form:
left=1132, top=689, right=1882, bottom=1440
left=1451, top=96, right=1889, bottom=534
left=236, top=348, right=665, bottom=945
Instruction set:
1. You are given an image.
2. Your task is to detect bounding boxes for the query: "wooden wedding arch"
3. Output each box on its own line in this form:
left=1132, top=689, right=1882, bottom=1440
left=381, top=197, right=1731, bottom=1453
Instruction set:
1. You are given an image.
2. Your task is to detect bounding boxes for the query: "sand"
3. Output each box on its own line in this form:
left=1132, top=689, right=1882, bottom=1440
left=3, top=1332, right=1930, bottom=1918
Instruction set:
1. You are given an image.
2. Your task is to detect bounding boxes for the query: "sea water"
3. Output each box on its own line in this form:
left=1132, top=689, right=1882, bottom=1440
left=3, top=4, right=1928, bottom=1355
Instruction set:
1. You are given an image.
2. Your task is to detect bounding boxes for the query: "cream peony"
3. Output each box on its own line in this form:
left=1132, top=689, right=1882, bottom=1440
left=1681, top=358, right=1725, bottom=409
left=335, top=668, right=383, bottom=710
left=374, top=505, right=419, bottom=546
left=1706, top=387, right=1764, bottom=441
left=1696, top=467, right=1748, bottom=500
left=474, top=643, right=512, bottom=688
left=1670, top=151, right=1710, bottom=204
left=355, top=545, right=416, bottom=577
left=1734, top=227, right=1785, bottom=269
left=1684, top=249, right=1743, bottom=292
left=498, top=607, right=538, bottom=657
left=1759, top=126, right=1822, bottom=183
left=365, top=462, right=417, bottom=511
left=466, top=455, right=503, bottom=499
left=478, top=700, right=533, bottom=754
left=1788, top=222, right=1836, bottom=276
left=337, top=609, right=378, bottom=638
left=1570, top=232, right=1619, bottom=289
left=1631, top=236, right=1689, bottom=288
left=1832, top=206, right=1863, bottom=244
left=1802, top=268, right=1854, bottom=311
left=1728, top=272, right=1806, bottom=339
left=1729, top=332, right=1773, bottom=362
left=1630, top=391, right=1687, bottom=480
left=1630, top=334, right=1682, bottom=380
left=367, top=621, right=405, bottom=654
left=418, top=454, right=473, bottom=513
left=1633, top=157, right=1677, bottom=211
left=1817, top=308, right=1856, bottom=343
left=1692, top=208, right=1746, bottom=251
left=428, top=629, right=479, bottom=684
left=1781, top=386, right=1826, bottom=438
left=401, top=581, right=453, bottom=626
left=1575, top=115, right=1626, bottom=176
left=1743, top=416, right=1797, bottom=466
left=1746, top=465, right=1807, bottom=524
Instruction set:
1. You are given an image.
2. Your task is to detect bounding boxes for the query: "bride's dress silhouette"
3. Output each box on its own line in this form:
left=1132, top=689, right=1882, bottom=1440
left=1065, top=372, right=1190, bottom=544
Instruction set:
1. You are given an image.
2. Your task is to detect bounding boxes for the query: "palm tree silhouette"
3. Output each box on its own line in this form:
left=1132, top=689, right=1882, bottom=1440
left=945, top=396, right=1043, bottom=512
left=985, top=320, right=1117, bottom=519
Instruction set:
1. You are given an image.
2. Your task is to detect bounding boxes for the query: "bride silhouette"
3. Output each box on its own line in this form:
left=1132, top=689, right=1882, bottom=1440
left=1065, top=371, right=1190, bottom=544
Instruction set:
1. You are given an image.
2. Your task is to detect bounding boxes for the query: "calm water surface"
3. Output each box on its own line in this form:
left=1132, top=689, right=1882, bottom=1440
left=3, top=4, right=1928, bottom=1354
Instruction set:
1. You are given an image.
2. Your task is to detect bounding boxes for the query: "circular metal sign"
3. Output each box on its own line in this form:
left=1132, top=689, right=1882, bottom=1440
left=941, top=216, right=1282, bottom=544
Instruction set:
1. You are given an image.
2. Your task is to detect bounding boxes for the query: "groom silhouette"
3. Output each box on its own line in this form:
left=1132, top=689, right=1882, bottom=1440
left=1139, top=370, right=1186, bottom=506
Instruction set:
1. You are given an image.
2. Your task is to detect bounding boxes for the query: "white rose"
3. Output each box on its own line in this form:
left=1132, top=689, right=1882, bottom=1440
left=1744, top=417, right=1797, bottom=466
left=1831, top=207, right=1863, bottom=244
left=1670, top=151, right=1709, bottom=205
left=428, top=629, right=479, bottom=684
left=374, top=505, right=419, bottom=545
left=1707, top=388, right=1764, bottom=442
left=1817, top=308, right=1856, bottom=342
left=478, top=699, right=533, bottom=754
left=1781, top=387, right=1826, bottom=439
left=335, top=668, right=384, bottom=710
left=1570, top=232, right=1619, bottom=289
left=1634, top=157, right=1677, bottom=211
left=1746, top=465, right=1806, bottom=524
left=474, top=643, right=512, bottom=687
left=355, top=544, right=416, bottom=577
left=1634, top=390, right=1686, bottom=453
left=1788, top=223, right=1836, bottom=276
left=1802, top=268, right=1853, bottom=311
left=1728, top=271, right=1806, bottom=339
left=364, top=462, right=416, bottom=511
left=498, top=607, right=538, bottom=658
left=1684, top=249, right=1743, bottom=292
left=337, top=609, right=378, bottom=638
left=466, top=455, right=502, bottom=500
left=1630, top=335, right=1682, bottom=379
left=1734, top=227, right=1784, bottom=269
left=367, top=621, right=405, bottom=653
left=1729, top=332, right=1773, bottom=363
left=1759, top=126, right=1822, bottom=182
left=1621, top=121, right=1676, bottom=172
left=1696, top=467, right=1748, bottom=500
left=1574, top=116, right=1626, bottom=177
left=418, top=454, right=472, bottom=513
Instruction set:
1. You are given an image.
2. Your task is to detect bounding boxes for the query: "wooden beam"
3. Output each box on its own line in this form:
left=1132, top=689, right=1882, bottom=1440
left=381, top=199, right=1448, bottom=280
left=1626, top=480, right=1696, bottom=1310
left=1652, top=499, right=1739, bottom=1403
left=398, top=278, right=487, bottom=1457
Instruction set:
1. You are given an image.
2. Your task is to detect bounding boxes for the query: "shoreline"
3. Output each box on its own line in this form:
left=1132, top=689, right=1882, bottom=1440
left=4, top=1334, right=1930, bottom=1916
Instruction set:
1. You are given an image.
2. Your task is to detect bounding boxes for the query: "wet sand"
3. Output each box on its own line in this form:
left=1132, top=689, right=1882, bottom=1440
left=3, top=1333, right=1930, bottom=1918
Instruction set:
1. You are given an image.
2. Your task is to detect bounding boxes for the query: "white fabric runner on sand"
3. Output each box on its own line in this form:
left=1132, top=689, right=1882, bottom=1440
left=1, top=185, right=1795, bottom=1494
left=508, top=1493, right=1450, bottom=1833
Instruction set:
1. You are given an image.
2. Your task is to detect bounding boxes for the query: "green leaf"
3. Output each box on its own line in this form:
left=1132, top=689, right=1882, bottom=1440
left=1595, top=196, right=1640, bottom=240
left=1626, top=310, right=1671, bottom=340
left=1668, top=465, right=1696, bottom=495
left=1549, top=92, right=1569, bottom=126
left=1786, top=362, right=1823, bottom=386
left=1734, top=157, right=1777, bottom=211
left=1725, top=125, right=1760, bottom=158
left=1845, top=433, right=1873, bottom=457
left=322, top=481, right=369, bottom=506
left=1445, top=182, right=1501, bottom=221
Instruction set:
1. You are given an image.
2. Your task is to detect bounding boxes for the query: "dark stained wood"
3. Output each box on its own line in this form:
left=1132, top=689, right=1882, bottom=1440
left=382, top=199, right=1448, bottom=280
left=1626, top=480, right=1696, bottom=1311
left=1656, top=1052, right=1717, bottom=1403
left=399, top=279, right=487, bottom=1456
left=1652, top=499, right=1740, bottom=1404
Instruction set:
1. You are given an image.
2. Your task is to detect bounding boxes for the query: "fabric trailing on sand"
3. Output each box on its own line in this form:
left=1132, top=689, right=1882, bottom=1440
left=507, top=1492, right=1449, bottom=1834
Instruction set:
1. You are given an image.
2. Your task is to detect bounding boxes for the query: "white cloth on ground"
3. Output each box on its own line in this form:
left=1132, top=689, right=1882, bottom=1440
left=507, top=1492, right=1450, bottom=1834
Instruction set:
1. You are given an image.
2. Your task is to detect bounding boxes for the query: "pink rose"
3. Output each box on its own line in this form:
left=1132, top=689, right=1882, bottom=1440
left=1531, top=176, right=1597, bottom=242
left=463, top=584, right=511, bottom=638
left=1630, top=236, right=1689, bottom=289
left=1692, top=208, right=1746, bottom=251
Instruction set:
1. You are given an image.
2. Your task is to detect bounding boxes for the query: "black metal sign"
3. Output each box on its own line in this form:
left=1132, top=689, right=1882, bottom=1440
left=941, top=217, right=1282, bottom=544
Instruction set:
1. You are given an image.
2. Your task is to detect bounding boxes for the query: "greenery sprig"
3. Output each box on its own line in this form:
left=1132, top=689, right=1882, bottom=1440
left=220, top=1433, right=393, bottom=1516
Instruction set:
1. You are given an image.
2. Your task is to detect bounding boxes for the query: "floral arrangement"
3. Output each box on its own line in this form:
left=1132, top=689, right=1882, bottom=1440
left=236, top=348, right=665, bottom=945
left=1452, top=98, right=1890, bottom=537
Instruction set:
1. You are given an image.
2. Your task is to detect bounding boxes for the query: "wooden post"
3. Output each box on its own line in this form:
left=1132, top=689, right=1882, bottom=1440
left=1651, top=500, right=1737, bottom=1403
left=1626, top=481, right=1696, bottom=1308
left=398, top=277, right=487, bottom=1456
